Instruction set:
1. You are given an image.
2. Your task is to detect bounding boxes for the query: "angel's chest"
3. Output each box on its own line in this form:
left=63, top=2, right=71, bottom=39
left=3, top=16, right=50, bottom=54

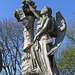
left=37, top=18, right=44, bottom=30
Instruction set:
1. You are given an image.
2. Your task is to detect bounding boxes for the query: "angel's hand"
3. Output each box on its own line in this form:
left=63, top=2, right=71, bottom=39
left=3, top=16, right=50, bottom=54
left=50, top=51, right=55, bottom=55
left=34, top=36, right=39, bottom=42
left=34, top=36, right=37, bottom=42
left=47, top=50, right=55, bottom=56
left=47, top=46, right=55, bottom=56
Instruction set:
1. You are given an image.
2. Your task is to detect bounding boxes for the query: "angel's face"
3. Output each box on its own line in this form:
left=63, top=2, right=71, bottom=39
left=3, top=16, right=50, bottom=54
left=40, top=6, right=48, bottom=15
left=40, top=6, right=52, bottom=16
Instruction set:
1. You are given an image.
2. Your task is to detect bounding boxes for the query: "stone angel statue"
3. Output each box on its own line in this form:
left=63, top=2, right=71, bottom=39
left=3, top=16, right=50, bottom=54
left=14, top=0, right=66, bottom=75
left=26, top=2, right=66, bottom=75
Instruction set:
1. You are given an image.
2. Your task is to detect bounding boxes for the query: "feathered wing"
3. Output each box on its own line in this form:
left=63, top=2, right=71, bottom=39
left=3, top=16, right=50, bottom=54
left=47, top=11, right=67, bottom=56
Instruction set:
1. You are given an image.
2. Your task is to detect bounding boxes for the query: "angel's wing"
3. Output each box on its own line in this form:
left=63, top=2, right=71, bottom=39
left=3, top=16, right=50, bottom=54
left=47, top=11, right=67, bottom=56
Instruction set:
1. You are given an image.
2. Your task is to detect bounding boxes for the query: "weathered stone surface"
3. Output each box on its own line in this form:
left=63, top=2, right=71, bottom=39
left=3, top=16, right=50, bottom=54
left=14, top=8, right=25, bottom=22
left=14, top=0, right=66, bottom=75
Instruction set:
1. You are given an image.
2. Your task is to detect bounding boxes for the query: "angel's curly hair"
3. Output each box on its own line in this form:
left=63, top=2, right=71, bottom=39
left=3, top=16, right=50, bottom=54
left=44, top=6, right=52, bottom=14
left=40, top=6, right=52, bottom=17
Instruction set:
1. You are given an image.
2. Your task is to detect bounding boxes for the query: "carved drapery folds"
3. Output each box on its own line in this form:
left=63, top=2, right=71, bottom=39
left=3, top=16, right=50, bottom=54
left=14, top=0, right=66, bottom=75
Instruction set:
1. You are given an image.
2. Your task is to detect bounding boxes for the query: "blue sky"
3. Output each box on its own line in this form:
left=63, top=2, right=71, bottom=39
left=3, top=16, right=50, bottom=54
left=0, top=0, right=74, bottom=74
left=0, top=0, right=75, bottom=23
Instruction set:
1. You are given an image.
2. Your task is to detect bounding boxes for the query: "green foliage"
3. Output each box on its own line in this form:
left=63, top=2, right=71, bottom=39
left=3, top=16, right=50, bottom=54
left=57, top=45, right=75, bottom=74
left=57, top=46, right=75, bottom=71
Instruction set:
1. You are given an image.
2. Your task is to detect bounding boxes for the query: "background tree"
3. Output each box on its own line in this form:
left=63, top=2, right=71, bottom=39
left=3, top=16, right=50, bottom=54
left=0, top=18, right=23, bottom=75
left=0, top=51, right=2, bottom=72
left=0, top=13, right=75, bottom=74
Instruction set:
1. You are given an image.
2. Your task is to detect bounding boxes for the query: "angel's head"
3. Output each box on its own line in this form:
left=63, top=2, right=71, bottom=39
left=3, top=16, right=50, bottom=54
left=40, top=6, right=52, bottom=16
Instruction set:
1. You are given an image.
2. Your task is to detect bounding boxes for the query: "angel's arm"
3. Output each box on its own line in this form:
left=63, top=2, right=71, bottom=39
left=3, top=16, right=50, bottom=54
left=28, top=4, right=41, bottom=19
left=34, top=18, right=50, bottom=41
